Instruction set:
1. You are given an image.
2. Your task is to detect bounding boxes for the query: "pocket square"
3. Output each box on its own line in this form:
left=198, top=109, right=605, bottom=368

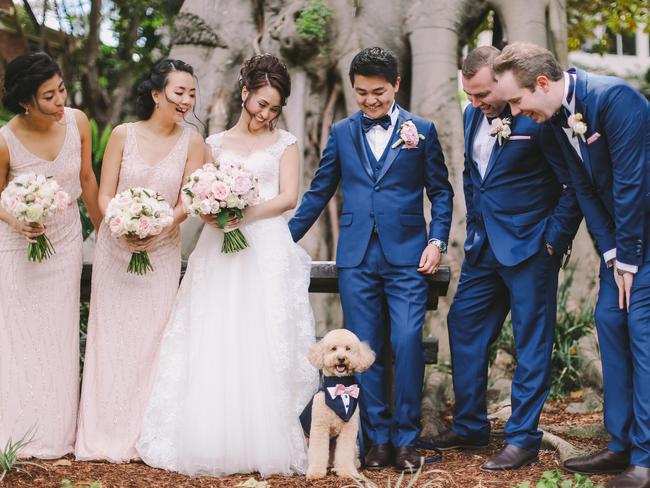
left=587, top=132, right=601, bottom=144
left=509, top=135, right=531, bottom=140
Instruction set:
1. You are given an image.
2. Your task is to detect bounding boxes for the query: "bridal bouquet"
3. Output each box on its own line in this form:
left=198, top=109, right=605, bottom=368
left=105, top=187, right=174, bottom=275
left=1, top=172, right=70, bottom=262
left=182, top=162, right=259, bottom=253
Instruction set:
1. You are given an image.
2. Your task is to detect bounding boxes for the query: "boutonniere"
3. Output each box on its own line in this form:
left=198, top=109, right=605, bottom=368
left=391, top=120, right=425, bottom=149
left=489, top=117, right=511, bottom=145
left=568, top=113, right=587, bottom=142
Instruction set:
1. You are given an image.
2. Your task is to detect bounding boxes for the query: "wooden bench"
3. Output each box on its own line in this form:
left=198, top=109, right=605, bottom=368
left=80, top=261, right=450, bottom=364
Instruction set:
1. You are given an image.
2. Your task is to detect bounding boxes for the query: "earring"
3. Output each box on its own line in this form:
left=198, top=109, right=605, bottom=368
left=24, top=108, right=30, bottom=115
left=241, top=101, right=245, bottom=108
left=156, top=102, right=160, bottom=109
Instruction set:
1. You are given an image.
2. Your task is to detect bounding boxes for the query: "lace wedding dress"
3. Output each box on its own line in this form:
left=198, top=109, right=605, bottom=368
left=136, top=129, right=318, bottom=477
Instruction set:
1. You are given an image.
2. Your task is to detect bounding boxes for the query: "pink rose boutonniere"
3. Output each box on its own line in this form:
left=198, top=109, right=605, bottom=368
left=568, top=113, right=587, bottom=142
left=392, top=120, right=425, bottom=149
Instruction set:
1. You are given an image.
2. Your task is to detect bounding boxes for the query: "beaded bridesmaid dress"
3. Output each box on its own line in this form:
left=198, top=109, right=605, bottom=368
left=75, top=123, right=190, bottom=462
left=0, top=108, right=83, bottom=458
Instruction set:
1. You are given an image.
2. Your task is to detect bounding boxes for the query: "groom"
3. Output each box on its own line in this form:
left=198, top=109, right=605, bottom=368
left=289, top=47, right=453, bottom=471
left=494, top=42, right=650, bottom=488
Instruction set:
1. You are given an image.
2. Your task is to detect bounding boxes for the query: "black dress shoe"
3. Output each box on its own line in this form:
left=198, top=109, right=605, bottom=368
left=481, top=444, right=538, bottom=471
left=394, top=446, right=423, bottom=471
left=564, top=448, right=629, bottom=475
left=605, top=465, right=650, bottom=488
left=365, top=443, right=391, bottom=470
left=427, top=428, right=489, bottom=451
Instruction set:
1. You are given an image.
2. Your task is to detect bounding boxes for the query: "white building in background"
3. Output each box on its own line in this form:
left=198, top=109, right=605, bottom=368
left=569, top=25, right=650, bottom=78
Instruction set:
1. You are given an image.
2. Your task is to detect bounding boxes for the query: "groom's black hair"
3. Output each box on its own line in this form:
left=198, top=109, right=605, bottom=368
left=349, top=47, right=399, bottom=86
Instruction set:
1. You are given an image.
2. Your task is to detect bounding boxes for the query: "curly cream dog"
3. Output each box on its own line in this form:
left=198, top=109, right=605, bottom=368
left=302, top=329, right=375, bottom=480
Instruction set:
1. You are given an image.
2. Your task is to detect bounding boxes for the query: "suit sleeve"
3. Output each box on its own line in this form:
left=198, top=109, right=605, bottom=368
left=462, top=108, right=477, bottom=231
left=288, top=127, right=342, bottom=242
left=602, top=84, right=648, bottom=268
left=423, top=121, right=454, bottom=243
left=539, top=124, right=583, bottom=254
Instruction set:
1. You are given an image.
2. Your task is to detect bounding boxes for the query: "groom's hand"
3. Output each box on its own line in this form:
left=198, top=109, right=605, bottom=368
left=418, top=244, right=441, bottom=275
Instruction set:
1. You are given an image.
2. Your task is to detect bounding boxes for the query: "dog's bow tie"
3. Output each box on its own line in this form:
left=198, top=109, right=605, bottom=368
left=333, top=384, right=360, bottom=399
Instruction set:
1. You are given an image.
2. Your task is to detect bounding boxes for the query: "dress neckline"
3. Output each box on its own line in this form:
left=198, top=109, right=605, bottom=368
left=214, top=130, right=284, bottom=160
left=131, top=123, right=187, bottom=168
left=3, top=111, right=70, bottom=164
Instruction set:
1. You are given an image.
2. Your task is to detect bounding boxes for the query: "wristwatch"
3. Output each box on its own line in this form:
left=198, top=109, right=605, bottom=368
left=429, top=238, right=447, bottom=254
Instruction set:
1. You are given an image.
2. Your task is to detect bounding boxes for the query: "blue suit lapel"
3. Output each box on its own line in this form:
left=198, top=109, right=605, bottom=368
left=348, top=113, right=374, bottom=181
left=376, top=108, right=406, bottom=183
left=466, top=108, right=482, bottom=173
left=572, top=68, right=595, bottom=181
left=482, top=119, right=506, bottom=181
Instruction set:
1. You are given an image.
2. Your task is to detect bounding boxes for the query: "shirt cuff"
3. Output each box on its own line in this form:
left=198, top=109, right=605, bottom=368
left=603, top=248, right=616, bottom=265
left=616, top=261, right=638, bottom=274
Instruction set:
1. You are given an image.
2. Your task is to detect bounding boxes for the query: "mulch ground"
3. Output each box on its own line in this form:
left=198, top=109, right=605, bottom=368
left=3, top=399, right=612, bottom=488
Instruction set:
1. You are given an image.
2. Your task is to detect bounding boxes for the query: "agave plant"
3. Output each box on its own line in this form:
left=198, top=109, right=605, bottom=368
left=0, top=426, right=45, bottom=482
left=343, top=460, right=447, bottom=488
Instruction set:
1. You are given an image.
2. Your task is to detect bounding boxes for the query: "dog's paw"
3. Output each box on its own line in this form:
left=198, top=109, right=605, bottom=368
left=306, top=468, right=327, bottom=480
left=333, top=467, right=361, bottom=479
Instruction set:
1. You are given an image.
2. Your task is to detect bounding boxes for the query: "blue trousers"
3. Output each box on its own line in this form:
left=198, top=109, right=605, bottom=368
left=596, top=259, right=650, bottom=467
left=447, top=242, right=560, bottom=452
left=338, top=234, right=428, bottom=447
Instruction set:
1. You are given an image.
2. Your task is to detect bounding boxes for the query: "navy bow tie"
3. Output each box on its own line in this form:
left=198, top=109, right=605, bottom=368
left=361, top=113, right=392, bottom=132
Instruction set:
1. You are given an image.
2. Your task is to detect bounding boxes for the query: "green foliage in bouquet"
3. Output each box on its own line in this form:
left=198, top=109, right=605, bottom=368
left=0, top=426, right=44, bottom=482
left=296, top=0, right=334, bottom=43
left=513, top=469, right=603, bottom=488
left=491, top=265, right=595, bottom=398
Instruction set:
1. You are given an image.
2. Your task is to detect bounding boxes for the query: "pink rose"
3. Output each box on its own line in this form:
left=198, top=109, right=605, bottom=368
left=54, top=191, right=70, bottom=209
left=232, top=175, right=252, bottom=194
left=137, top=218, right=152, bottom=237
left=400, top=121, right=420, bottom=148
left=117, top=195, right=132, bottom=206
left=109, top=216, right=122, bottom=234
left=211, top=181, right=229, bottom=200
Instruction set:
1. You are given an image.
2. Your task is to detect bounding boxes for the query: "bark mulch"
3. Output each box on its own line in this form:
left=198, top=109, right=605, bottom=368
left=2, top=399, right=612, bottom=488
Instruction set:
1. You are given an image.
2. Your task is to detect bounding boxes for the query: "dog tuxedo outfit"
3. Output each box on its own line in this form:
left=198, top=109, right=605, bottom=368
left=300, top=376, right=361, bottom=435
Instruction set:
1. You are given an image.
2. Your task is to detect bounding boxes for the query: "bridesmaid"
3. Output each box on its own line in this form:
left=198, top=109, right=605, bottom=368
left=75, top=59, right=204, bottom=462
left=0, top=52, right=101, bottom=458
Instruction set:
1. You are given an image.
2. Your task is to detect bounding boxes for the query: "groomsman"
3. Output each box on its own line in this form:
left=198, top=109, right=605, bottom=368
left=430, top=46, right=581, bottom=470
left=289, top=47, right=453, bottom=470
left=494, top=42, right=650, bottom=488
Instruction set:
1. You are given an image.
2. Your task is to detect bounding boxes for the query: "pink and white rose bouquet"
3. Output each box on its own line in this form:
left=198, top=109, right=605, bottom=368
left=182, top=162, right=259, bottom=253
left=105, top=187, right=174, bottom=275
left=1, top=172, right=70, bottom=262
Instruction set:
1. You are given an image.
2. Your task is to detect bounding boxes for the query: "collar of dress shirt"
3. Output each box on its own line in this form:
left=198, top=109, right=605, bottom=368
left=562, top=71, right=576, bottom=114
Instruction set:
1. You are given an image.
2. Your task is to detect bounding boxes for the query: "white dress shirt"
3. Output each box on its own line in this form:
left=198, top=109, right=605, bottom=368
left=472, top=115, right=498, bottom=179
left=364, top=103, right=398, bottom=161
left=561, top=71, right=635, bottom=273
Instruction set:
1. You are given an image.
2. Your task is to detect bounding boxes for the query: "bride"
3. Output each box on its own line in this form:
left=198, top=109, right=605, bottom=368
left=136, top=54, right=318, bottom=476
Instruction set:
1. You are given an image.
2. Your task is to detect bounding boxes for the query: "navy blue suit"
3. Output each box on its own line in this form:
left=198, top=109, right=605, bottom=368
left=547, top=68, right=650, bottom=467
left=290, top=106, right=453, bottom=447
left=448, top=105, right=582, bottom=452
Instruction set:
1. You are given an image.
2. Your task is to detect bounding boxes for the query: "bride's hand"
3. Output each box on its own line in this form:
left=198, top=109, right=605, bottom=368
left=223, top=214, right=243, bottom=231
left=200, top=213, right=219, bottom=229
left=122, top=234, right=157, bottom=253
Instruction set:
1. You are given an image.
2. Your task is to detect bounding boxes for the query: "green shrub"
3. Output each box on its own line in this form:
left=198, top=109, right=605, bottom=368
left=296, top=0, right=334, bottom=43
left=513, top=469, right=603, bottom=487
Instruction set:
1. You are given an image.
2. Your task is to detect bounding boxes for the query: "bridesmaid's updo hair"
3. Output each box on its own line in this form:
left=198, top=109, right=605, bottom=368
left=2, top=52, right=62, bottom=114
left=135, top=58, right=194, bottom=120
left=238, top=54, right=291, bottom=127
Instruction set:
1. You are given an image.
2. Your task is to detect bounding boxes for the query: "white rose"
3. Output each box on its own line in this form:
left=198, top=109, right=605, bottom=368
left=25, top=203, right=44, bottom=222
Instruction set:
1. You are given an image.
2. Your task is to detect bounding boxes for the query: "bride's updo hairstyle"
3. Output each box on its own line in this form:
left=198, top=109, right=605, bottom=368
left=2, top=52, right=62, bottom=114
left=238, top=53, right=291, bottom=130
left=135, top=58, right=194, bottom=120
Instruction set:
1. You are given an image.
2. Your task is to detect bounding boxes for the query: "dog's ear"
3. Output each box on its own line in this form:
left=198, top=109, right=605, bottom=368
left=354, top=341, right=376, bottom=372
left=307, top=340, right=325, bottom=369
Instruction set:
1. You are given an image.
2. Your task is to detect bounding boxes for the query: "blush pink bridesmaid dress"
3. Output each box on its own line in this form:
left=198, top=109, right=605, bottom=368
left=0, top=108, right=83, bottom=458
left=75, top=123, right=190, bottom=462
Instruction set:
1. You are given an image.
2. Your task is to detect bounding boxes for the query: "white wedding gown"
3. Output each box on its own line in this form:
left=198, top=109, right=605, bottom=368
left=136, top=129, right=318, bottom=477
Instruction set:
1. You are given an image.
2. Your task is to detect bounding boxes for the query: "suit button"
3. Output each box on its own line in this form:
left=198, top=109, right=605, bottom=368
left=370, top=212, right=375, bottom=218
left=480, top=187, right=485, bottom=193
left=374, top=186, right=380, bottom=191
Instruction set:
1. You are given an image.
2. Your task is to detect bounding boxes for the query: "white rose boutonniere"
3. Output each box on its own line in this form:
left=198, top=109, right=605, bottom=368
left=489, top=117, right=512, bottom=146
left=391, top=120, right=425, bottom=149
left=568, top=113, right=587, bottom=142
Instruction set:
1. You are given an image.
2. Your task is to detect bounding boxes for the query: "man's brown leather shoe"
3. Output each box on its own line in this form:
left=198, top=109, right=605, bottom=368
left=564, top=448, right=630, bottom=475
left=364, top=443, right=391, bottom=470
left=427, top=428, right=489, bottom=451
left=480, top=444, right=538, bottom=471
left=605, top=465, right=650, bottom=488
left=394, top=446, right=423, bottom=471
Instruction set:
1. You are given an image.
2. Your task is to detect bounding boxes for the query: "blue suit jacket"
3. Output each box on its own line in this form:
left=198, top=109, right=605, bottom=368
left=463, top=106, right=582, bottom=266
left=289, top=106, right=454, bottom=268
left=547, top=68, right=650, bottom=266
